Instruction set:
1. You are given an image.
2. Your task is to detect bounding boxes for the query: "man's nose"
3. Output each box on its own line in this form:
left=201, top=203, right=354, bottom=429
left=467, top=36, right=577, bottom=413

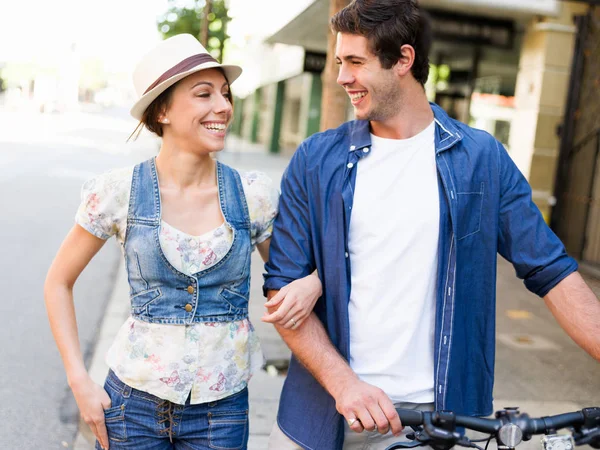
left=337, top=64, right=353, bottom=86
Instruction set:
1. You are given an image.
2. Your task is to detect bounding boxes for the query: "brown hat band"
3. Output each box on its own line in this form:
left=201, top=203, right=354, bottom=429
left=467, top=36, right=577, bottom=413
left=143, top=53, right=219, bottom=95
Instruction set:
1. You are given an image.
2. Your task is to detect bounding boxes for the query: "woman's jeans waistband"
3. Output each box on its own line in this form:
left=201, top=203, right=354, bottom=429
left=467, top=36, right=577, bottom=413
left=98, top=369, right=249, bottom=449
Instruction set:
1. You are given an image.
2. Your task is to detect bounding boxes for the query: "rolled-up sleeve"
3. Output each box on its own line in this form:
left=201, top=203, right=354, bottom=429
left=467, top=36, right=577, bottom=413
left=496, top=140, right=578, bottom=297
left=263, top=143, right=315, bottom=295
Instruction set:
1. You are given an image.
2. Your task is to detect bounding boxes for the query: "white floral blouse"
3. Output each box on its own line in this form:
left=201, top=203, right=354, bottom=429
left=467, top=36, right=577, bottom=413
left=75, top=164, right=278, bottom=405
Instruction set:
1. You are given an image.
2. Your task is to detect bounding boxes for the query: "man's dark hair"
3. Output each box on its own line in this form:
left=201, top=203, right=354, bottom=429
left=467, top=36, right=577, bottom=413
left=330, top=0, right=432, bottom=86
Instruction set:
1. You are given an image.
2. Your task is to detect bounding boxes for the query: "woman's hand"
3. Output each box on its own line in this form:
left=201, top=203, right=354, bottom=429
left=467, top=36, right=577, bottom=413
left=262, top=272, right=322, bottom=329
left=44, top=225, right=110, bottom=448
left=70, top=374, right=112, bottom=449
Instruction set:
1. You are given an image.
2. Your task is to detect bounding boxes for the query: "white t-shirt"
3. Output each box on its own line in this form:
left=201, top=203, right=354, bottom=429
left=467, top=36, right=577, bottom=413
left=348, top=121, right=439, bottom=403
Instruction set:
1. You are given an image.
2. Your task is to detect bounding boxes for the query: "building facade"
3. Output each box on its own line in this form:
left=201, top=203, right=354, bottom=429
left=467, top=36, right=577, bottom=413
left=229, top=0, right=599, bottom=264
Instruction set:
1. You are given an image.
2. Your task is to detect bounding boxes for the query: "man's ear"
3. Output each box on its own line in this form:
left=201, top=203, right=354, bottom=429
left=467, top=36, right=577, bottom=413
left=394, top=44, right=416, bottom=77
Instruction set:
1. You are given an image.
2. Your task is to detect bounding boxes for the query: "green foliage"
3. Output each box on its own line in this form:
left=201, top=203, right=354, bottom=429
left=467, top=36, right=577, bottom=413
left=157, top=0, right=229, bottom=61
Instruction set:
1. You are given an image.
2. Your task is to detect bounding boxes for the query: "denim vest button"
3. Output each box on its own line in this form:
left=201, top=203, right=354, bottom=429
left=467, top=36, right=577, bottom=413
left=185, top=304, right=193, bottom=312
left=187, top=286, right=195, bottom=294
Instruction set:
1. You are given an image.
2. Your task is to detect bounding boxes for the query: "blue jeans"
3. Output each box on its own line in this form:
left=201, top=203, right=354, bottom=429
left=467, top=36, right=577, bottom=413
left=96, top=370, right=249, bottom=450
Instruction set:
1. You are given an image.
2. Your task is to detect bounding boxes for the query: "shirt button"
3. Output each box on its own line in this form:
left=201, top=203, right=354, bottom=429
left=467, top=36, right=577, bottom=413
left=350, top=145, right=356, bottom=150
left=345, top=252, right=349, bottom=258
left=187, top=286, right=195, bottom=294
left=347, top=163, right=354, bottom=169
left=363, top=147, right=370, bottom=153
left=185, top=304, right=193, bottom=312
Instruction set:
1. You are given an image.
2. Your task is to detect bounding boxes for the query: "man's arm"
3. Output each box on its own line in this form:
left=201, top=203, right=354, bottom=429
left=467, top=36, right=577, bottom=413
left=495, top=139, right=599, bottom=361
left=543, top=272, right=600, bottom=361
left=264, top=142, right=401, bottom=435
left=266, top=291, right=403, bottom=436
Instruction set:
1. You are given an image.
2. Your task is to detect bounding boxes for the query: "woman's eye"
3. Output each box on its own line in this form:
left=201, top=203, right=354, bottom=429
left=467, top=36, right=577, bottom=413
left=196, top=93, right=210, bottom=98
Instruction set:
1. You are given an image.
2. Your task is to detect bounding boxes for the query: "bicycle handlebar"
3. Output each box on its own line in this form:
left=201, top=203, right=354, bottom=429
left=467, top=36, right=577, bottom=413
left=386, top=407, right=600, bottom=450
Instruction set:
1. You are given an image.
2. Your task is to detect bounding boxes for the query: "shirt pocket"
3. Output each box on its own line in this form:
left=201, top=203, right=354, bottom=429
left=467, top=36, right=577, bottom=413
left=456, top=182, right=484, bottom=240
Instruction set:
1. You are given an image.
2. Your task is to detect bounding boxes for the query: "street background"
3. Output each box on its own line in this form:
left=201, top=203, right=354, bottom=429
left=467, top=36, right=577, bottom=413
left=1, top=0, right=599, bottom=448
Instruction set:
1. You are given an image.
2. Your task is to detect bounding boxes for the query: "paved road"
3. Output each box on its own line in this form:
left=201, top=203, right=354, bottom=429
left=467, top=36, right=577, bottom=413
left=0, top=106, right=156, bottom=449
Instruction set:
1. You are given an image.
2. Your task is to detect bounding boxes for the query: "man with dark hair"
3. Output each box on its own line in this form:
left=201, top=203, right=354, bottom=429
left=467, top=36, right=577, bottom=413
left=262, top=1, right=600, bottom=449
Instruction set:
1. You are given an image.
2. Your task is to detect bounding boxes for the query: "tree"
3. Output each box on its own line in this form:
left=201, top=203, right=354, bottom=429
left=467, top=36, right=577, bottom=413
left=199, top=0, right=211, bottom=47
left=320, top=0, right=351, bottom=131
left=157, top=0, right=229, bottom=62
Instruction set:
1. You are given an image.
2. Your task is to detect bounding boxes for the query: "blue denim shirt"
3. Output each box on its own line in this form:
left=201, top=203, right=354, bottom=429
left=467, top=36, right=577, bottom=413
left=263, top=103, right=578, bottom=449
left=125, top=158, right=252, bottom=324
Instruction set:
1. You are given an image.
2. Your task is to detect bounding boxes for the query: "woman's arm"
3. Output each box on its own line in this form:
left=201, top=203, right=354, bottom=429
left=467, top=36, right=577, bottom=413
left=256, top=237, right=271, bottom=264
left=44, top=224, right=112, bottom=449
left=257, top=238, right=322, bottom=329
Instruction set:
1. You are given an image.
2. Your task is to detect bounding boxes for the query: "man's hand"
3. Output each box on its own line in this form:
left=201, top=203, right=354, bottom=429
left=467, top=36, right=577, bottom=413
left=333, top=377, right=403, bottom=436
left=266, top=290, right=402, bottom=436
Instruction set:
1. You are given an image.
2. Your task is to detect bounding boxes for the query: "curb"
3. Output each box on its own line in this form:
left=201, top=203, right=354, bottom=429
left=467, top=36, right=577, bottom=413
left=73, top=259, right=130, bottom=450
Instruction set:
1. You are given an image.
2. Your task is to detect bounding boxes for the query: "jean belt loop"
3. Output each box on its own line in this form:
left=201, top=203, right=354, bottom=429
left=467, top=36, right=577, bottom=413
left=122, top=383, right=132, bottom=398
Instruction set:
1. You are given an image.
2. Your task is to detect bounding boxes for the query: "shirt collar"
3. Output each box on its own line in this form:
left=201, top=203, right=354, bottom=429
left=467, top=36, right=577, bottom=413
left=348, top=119, right=372, bottom=152
left=346, top=102, right=463, bottom=154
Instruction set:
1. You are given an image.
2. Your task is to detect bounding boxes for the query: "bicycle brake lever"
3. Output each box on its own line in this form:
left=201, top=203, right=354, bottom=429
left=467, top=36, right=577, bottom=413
left=423, top=422, right=462, bottom=442
left=384, top=441, right=428, bottom=450
left=573, top=426, right=600, bottom=449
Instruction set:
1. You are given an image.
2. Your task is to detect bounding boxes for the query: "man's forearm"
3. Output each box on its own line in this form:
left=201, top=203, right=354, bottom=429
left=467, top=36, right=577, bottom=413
left=544, top=271, right=600, bottom=361
left=267, top=290, right=357, bottom=398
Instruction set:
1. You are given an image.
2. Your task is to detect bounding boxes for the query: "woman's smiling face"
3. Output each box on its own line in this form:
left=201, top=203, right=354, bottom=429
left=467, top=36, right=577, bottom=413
left=161, top=68, right=233, bottom=154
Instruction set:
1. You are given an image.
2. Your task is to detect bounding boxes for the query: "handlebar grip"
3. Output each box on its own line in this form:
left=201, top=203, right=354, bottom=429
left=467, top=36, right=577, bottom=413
left=540, top=412, right=584, bottom=432
left=396, top=409, right=425, bottom=427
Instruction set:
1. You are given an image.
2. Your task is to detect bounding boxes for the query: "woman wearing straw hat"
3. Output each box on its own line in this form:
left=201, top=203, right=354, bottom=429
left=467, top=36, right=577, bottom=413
left=44, top=34, right=322, bottom=449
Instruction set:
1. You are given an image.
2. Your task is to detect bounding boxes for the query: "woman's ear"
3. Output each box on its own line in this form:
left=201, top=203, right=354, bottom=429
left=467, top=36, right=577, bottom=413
left=158, top=113, right=170, bottom=125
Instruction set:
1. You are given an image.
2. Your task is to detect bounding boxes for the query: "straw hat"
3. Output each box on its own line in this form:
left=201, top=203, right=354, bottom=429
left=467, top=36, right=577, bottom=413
left=130, top=34, right=242, bottom=120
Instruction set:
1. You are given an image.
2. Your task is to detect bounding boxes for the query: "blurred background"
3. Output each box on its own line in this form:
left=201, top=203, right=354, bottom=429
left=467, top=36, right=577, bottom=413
left=0, top=0, right=599, bottom=448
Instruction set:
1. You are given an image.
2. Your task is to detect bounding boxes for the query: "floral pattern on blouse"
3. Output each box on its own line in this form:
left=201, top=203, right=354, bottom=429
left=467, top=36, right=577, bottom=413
left=75, top=163, right=278, bottom=404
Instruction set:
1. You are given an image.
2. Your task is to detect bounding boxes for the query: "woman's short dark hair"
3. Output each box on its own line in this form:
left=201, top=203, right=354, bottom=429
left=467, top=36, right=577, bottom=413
left=142, top=85, right=176, bottom=137
left=330, top=0, right=432, bottom=86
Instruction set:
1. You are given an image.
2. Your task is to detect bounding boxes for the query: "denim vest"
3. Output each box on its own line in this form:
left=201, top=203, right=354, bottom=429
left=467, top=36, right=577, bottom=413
left=124, top=157, right=251, bottom=325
